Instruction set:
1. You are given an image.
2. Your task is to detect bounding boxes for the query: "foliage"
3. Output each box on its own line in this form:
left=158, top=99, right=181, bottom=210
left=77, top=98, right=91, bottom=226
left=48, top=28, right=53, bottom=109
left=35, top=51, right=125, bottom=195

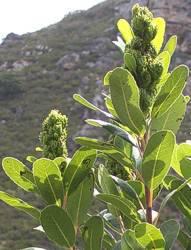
left=0, top=3, right=190, bottom=250
left=0, top=72, right=22, bottom=99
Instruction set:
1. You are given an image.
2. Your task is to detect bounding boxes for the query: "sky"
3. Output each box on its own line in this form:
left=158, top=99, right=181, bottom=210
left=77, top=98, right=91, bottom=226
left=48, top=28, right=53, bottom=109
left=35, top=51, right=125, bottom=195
left=0, top=0, right=104, bottom=41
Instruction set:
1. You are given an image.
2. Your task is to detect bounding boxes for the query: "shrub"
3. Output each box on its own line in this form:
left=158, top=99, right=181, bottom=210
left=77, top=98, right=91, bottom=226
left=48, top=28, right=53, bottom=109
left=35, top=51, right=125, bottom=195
left=0, top=72, right=22, bottom=99
left=0, top=3, right=190, bottom=250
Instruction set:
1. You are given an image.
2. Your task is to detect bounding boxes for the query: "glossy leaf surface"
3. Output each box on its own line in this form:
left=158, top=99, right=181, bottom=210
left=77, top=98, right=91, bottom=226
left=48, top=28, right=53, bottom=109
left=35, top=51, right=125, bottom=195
left=109, top=68, right=146, bottom=135
left=97, top=193, right=140, bottom=223
left=151, top=95, right=188, bottom=134
left=33, top=158, right=63, bottom=206
left=160, top=220, right=180, bottom=250
left=0, top=191, right=40, bottom=220
left=75, top=137, right=133, bottom=168
left=151, top=17, right=166, bottom=53
left=86, top=119, right=137, bottom=146
left=163, top=35, right=177, bottom=57
left=117, top=19, right=134, bottom=44
left=2, top=157, right=36, bottom=192
left=73, top=94, right=112, bottom=118
left=152, top=65, right=189, bottom=118
left=63, top=147, right=96, bottom=195
left=135, top=223, right=165, bottom=249
left=83, top=216, right=104, bottom=250
left=172, top=143, right=191, bottom=179
left=41, top=205, right=75, bottom=248
left=142, top=131, right=175, bottom=190
left=66, top=175, right=94, bottom=227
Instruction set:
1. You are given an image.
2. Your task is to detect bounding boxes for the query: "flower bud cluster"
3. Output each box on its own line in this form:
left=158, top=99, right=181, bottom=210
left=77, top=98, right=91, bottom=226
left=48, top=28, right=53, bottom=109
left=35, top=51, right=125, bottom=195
left=39, top=110, right=68, bottom=160
left=125, top=4, right=163, bottom=113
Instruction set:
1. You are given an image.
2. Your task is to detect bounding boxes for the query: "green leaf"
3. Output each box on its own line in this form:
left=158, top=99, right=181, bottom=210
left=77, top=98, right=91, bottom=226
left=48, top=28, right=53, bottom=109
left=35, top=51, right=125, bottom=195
left=40, top=205, right=75, bottom=248
left=151, top=95, right=188, bottom=134
left=178, top=230, right=191, bottom=249
left=158, top=73, right=170, bottom=87
left=73, top=94, right=112, bottom=118
left=63, top=147, right=96, bottom=195
left=172, top=143, right=191, bottom=180
left=117, top=19, right=134, bottom=44
left=163, top=35, right=177, bottom=57
left=104, top=95, right=118, bottom=118
left=121, top=230, right=144, bottom=250
left=98, top=166, right=119, bottom=196
left=98, top=166, right=119, bottom=216
left=142, top=130, right=175, bottom=190
left=113, top=36, right=126, bottom=52
left=113, top=241, right=121, bottom=250
left=33, top=225, right=44, bottom=232
left=26, top=156, right=37, bottom=163
left=164, top=177, right=191, bottom=221
left=110, top=68, right=140, bottom=105
left=114, top=135, right=133, bottom=157
left=97, top=193, right=140, bottom=223
left=109, top=67, right=146, bottom=135
left=75, top=137, right=133, bottom=168
left=83, top=216, right=104, bottom=250
left=104, top=71, right=112, bottom=86
left=135, top=223, right=165, bottom=249
left=35, top=147, right=43, bottom=152
left=22, top=248, right=46, bottom=250
left=112, top=176, right=144, bottom=208
left=2, top=157, right=36, bottom=192
left=86, top=119, right=137, bottom=146
left=53, top=157, right=67, bottom=167
left=152, top=65, right=189, bottom=118
left=66, top=175, right=94, bottom=227
left=33, top=158, right=64, bottom=206
left=75, top=137, right=114, bottom=150
left=53, top=157, right=69, bottom=174
left=0, top=191, right=40, bottom=220
left=160, top=220, right=180, bottom=250
left=102, top=232, right=115, bottom=250
left=183, top=216, right=191, bottom=233
left=151, top=17, right=166, bottom=53
left=156, top=176, right=191, bottom=224
left=124, top=53, right=136, bottom=74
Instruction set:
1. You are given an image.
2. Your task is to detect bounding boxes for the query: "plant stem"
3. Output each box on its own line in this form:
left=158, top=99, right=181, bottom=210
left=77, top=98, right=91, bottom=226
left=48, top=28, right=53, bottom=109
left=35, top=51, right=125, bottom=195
left=145, top=186, right=153, bottom=224
left=63, top=194, right=68, bottom=209
left=141, top=129, right=153, bottom=224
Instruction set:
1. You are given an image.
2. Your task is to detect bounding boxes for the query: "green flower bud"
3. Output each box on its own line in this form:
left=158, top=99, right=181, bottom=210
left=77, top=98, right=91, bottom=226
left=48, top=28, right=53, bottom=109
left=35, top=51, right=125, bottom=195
left=39, top=110, right=68, bottom=160
left=140, top=88, right=153, bottom=113
left=131, top=4, right=157, bottom=42
left=149, top=61, right=163, bottom=81
left=120, top=4, right=165, bottom=114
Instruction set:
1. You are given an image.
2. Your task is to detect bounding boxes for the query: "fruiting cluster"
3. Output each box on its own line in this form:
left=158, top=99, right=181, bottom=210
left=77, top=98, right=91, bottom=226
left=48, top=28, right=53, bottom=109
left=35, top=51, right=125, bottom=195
left=39, top=110, right=68, bottom=159
left=124, top=4, right=163, bottom=113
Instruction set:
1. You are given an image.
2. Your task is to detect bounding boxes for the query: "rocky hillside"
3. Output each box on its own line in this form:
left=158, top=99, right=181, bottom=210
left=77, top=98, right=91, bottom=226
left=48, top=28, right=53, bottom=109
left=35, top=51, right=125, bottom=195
left=0, top=0, right=190, bottom=249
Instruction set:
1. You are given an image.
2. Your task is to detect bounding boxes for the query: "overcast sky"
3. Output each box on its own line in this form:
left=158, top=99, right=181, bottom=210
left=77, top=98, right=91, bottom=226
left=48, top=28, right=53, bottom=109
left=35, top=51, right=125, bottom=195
left=0, top=0, right=104, bottom=41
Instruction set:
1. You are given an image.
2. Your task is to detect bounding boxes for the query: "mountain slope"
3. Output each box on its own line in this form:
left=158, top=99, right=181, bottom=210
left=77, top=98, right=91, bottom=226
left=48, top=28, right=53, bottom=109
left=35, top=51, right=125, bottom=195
left=0, top=0, right=190, bottom=249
